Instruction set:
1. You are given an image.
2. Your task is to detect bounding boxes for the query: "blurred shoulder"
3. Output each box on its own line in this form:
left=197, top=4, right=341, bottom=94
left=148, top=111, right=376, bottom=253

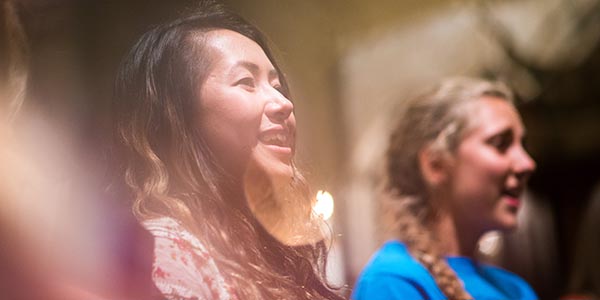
left=353, top=240, right=445, bottom=300
left=360, top=240, right=430, bottom=278
left=143, top=217, right=208, bottom=252
left=481, top=264, right=538, bottom=300
left=143, top=217, right=233, bottom=300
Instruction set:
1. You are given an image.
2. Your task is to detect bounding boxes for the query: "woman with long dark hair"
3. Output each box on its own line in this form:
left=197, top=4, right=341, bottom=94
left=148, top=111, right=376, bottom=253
left=113, top=2, right=342, bottom=300
left=353, top=77, right=538, bottom=300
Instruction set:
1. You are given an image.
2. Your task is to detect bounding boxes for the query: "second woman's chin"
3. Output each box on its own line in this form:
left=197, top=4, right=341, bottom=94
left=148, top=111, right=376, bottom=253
left=249, top=146, right=295, bottom=183
left=492, top=211, right=519, bottom=232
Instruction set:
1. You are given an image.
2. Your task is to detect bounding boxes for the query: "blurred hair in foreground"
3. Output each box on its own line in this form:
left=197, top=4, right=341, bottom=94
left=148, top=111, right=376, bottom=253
left=0, top=1, right=159, bottom=299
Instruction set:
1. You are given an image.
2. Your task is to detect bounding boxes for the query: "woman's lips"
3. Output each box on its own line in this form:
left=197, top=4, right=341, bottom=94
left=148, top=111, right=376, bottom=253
left=263, top=143, right=293, bottom=155
left=259, top=127, right=294, bottom=157
left=504, top=196, right=521, bottom=208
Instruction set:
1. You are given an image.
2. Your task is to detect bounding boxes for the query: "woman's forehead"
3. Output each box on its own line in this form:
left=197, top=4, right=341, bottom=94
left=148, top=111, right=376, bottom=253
left=199, top=29, right=275, bottom=76
left=462, top=97, right=523, bottom=137
left=203, top=30, right=265, bottom=60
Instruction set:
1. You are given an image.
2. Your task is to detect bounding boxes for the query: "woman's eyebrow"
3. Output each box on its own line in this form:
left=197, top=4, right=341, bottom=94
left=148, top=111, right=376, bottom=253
left=229, top=61, right=278, bottom=79
left=230, top=61, right=259, bottom=74
left=485, top=127, right=512, bottom=141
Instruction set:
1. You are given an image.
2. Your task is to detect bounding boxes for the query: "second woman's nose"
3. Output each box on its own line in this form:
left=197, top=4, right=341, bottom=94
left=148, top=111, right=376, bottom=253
left=264, top=89, right=293, bottom=123
left=513, top=147, right=536, bottom=181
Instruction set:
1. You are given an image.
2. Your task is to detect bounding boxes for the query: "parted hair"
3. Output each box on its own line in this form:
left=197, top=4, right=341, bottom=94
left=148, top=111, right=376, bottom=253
left=384, top=77, right=514, bottom=300
left=113, top=2, right=342, bottom=300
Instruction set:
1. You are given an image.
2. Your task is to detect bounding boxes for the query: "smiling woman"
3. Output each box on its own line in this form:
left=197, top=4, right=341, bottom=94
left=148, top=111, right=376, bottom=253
left=112, top=2, right=342, bottom=300
left=196, top=29, right=296, bottom=182
left=352, top=77, right=538, bottom=300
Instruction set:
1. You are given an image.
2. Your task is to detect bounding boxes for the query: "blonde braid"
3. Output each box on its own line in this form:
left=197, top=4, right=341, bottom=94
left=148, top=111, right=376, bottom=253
left=383, top=195, right=472, bottom=300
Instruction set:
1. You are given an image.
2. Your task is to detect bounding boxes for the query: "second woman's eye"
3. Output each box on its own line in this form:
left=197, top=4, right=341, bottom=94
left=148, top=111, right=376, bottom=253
left=487, top=131, right=513, bottom=153
left=236, top=77, right=255, bottom=88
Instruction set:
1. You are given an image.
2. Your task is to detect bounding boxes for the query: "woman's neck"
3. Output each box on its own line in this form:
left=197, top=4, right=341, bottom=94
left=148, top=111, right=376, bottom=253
left=429, top=211, right=481, bottom=259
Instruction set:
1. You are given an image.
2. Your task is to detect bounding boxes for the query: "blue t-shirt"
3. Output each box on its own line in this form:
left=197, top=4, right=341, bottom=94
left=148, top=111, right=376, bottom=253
left=352, top=240, right=537, bottom=300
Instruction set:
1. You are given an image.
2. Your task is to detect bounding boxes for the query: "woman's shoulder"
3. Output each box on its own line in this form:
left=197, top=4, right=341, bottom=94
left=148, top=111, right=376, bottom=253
left=361, top=240, right=429, bottom=277
left=143, top=217, right=211, bottom=253
left=353, top=240, right=445, bottom=300
left=143, top=217, right=233, bottom=300
left=479, top=264, right=538, bottom=300
left=143, top=217, right=192, bottom=237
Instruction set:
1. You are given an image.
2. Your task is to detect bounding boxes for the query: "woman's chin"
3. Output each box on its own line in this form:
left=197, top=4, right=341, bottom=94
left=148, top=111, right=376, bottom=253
left=494, top=216, right=519, bottom=233
left=268, top=162, right=295, bottom=184
left=250, top=149, right=295, bottom=184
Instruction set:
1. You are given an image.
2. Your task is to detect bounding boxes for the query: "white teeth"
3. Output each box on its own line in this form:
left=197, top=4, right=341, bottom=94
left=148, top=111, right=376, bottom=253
left=262, top=132, right=288, bottom=145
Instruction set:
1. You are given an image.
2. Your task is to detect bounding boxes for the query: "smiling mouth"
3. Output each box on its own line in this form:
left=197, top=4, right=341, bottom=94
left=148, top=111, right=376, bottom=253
left=262, top=133, right=289, bottom=147
left=259, top=130, right=294, bottom=155
left=501, top=188, right=523, bottom=211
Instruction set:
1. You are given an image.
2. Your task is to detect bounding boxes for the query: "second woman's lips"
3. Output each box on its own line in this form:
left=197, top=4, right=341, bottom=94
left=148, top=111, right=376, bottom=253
left=501, top=187, right=523, bottom=210
left=502, top=187, right=522, bottom=199
left=259, top=127, right=292, bottom=148
left=262, top=132, right=288, bottom=146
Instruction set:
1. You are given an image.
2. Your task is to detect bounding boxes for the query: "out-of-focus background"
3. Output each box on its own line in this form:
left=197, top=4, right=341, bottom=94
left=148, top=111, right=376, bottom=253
left=7, top=0, right=600, bottom=299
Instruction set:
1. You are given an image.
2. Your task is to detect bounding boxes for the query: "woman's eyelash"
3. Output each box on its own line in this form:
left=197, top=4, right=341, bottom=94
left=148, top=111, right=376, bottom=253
left=235, top=77, right=284, bottom=94
left=488, top=133, right=512, bottom=152
left=236, top=77, right=255, bottom=87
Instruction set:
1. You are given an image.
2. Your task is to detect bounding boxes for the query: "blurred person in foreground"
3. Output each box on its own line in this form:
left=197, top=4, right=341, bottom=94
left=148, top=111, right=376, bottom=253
left=0, top=0, right=159, bottom=298
left=353, top=77, right=538, bottom=300
left=112, top=1, right=343, bottom=299
left=0, top=0, right=45, bottom=296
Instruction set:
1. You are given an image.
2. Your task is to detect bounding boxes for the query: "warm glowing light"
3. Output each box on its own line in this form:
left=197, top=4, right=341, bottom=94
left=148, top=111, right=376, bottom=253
left=314, top=190, right=334, bottom=221
left=478, top=231, right=503, bottom=257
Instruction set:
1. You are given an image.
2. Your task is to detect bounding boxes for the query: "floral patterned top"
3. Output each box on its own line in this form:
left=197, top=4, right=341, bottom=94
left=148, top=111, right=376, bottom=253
left=143, top=217, right=234, bottom=300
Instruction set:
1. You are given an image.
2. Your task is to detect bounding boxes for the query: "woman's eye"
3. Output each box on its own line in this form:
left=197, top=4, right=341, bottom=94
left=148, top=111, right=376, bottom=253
left=488, top=132, right=512, bottom=153
left=236, top=77, right=255, bottom=87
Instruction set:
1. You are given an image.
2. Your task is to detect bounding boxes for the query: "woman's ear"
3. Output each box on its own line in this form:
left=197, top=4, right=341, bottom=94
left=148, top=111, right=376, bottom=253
left=418, top=145, right=450, bottom=188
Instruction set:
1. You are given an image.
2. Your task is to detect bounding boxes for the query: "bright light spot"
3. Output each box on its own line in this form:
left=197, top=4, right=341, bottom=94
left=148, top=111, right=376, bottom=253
left=313, top=190, right=334, bottom=221
left=478, top=231, right=503, bottom=257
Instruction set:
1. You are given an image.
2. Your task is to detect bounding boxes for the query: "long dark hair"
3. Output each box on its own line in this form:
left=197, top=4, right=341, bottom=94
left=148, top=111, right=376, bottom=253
left=113, top=2, right=342, bottom=299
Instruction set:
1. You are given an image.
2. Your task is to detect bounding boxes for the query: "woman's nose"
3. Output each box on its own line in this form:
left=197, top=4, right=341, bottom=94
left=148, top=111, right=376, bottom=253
left=514, top=147, right=536, bottom=181
left=264, top=89, right=293, bottom=122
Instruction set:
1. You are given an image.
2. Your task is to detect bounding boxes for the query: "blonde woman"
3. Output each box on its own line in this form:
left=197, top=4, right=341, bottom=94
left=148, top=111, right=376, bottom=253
left=353, top=77, right=538, bottom=300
